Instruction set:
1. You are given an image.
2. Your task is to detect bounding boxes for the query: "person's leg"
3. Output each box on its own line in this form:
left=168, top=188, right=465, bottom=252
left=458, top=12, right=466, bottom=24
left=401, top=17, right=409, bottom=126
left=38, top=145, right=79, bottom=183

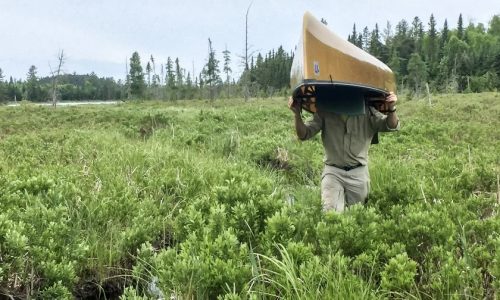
left=321, top=165, right=345, bottom=212
left=344, top=166, right=370, bottom=207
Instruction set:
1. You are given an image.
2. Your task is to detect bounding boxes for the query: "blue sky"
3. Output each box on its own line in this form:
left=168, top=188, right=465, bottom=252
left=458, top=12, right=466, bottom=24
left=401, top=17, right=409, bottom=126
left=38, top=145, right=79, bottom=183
left=0, top=0, right=498, bottom=81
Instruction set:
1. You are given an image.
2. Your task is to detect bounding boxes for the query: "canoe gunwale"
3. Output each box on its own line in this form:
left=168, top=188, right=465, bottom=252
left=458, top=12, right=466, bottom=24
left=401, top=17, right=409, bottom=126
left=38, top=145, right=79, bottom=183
left=292, top=80, right=391, bottom=114
left=292, top=80, right=390, bottom=98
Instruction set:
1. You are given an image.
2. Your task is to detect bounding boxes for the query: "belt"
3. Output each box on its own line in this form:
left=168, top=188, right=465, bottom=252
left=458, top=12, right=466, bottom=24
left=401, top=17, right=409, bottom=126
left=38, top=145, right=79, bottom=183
left=329, top=163, right=363, bottom=171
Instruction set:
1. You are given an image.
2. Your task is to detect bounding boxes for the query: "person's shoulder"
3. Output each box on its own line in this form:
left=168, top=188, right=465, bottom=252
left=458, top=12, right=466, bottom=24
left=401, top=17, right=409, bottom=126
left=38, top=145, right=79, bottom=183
left=316, top=110, right=334, bottom=119
left=313, top=110, right=324, bottom=119
left=365, top=105, right=375, bottom=114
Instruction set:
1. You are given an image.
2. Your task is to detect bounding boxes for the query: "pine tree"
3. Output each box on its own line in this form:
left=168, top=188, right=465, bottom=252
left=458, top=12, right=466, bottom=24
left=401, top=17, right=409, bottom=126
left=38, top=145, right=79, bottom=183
left=241, top=45, right=293, bottom=93
left=7, top=76, right=22, bottom=101
left=146, top=62, right=152, bottom=87
left=457, top=14, right=464, bottom=40
left=25, top=65, right=43, bottom=101
left=222, top=45, right=232, bottom=95
left=357, top=33, right=363, bottom=48
left=129, top=51, right=146, bottom=98
left=223, top=46, right=233, bottom=99
left=411, top=17, right=424, bottom=55
left=350, top=24, right=358, bottom=44
left=382, top=21, right=393, bottom=45
left=186, top=72, right=192, bottom=87
left=393, top=19, right=414, bottom=77
left=369, top=24, right=386, bottom=61
left=175, top=58, right=183, bottom=87
left=202, top=38, right=221, bottom=100
left=185, top=72, right=194, bottom=99
left=362, top=26, right=370, bottom=50
left=425, top=14, right=439, bottom=80
left=440, top=19, right=449, bottom=54
left=150, top=55, right=159, bottom=87
left=165, top=57, right=175, bottom=88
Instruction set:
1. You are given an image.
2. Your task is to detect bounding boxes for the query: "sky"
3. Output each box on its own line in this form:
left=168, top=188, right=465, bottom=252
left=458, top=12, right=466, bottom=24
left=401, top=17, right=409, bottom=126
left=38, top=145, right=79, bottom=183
left=0, top=0, right=498, bottom=81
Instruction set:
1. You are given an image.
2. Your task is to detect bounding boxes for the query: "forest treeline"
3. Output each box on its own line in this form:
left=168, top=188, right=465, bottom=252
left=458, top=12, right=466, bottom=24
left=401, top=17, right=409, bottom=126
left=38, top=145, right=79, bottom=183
left=348, top=13, right=500, bottom=95
left=0, top=13, right=499, bottom=102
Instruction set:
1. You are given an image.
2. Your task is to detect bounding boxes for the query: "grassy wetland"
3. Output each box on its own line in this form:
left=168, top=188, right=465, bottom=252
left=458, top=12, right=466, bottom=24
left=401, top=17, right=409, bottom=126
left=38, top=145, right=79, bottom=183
left=0, top=93, right=499, bottom=299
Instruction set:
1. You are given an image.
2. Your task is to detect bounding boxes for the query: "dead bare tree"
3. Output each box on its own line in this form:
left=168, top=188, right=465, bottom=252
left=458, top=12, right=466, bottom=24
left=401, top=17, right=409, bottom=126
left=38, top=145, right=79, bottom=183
left=242, top=1, right=255, bottom=101
left=244, top=1, right=253, bottom=71
left=49, top=50, right=65, bottom=108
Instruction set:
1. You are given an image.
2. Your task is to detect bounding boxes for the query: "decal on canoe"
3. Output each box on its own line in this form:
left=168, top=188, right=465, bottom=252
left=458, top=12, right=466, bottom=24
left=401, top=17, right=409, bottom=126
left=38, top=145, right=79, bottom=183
left=313, top=61, right=320, bottom=76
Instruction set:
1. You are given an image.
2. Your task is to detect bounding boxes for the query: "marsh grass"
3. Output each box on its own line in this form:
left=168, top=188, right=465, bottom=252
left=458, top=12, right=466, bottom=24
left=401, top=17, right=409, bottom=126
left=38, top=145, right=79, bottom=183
left=0, top=93, right=499, bottom=298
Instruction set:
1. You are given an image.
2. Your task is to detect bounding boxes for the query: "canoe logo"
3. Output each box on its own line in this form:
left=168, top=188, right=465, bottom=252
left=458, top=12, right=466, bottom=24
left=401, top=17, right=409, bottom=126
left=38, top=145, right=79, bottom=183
left=313, top=61, right=320, bottom=76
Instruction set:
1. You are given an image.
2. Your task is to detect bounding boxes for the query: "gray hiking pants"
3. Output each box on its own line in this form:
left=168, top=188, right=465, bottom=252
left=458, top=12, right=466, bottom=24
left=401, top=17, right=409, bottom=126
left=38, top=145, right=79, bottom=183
left=321, top=164, right=370, bottom=212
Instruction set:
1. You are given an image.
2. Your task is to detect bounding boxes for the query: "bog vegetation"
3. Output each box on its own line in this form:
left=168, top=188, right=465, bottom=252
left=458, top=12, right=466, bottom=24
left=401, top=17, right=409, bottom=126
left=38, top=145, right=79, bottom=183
left=0, top=92, right=499, bottom=299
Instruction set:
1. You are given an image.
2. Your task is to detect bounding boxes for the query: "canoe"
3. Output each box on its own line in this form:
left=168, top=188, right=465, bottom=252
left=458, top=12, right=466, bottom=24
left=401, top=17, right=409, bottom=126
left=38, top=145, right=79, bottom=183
left=290, top=12, right=396, bottom=114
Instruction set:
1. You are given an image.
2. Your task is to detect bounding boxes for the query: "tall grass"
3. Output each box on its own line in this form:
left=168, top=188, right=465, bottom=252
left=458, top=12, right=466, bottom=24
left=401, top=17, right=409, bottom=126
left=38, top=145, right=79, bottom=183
left=1, top=93, right=498, bottom=298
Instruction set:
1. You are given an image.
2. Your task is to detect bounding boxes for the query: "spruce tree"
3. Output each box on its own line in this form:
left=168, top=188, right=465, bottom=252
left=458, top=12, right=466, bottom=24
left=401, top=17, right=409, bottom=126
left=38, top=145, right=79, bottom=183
left=222, top=45, right=232, bottom=98
left=202, top=38, right=221, bottom=100
left=26, top=65, right=43, bottom=101
left=457, top=14, right=464, bottom=40
left=382, top=21, right=393, bottom=45
left=150, top=55, right=159, bottom=87
left=411, top=17, right=424, bottom=55
left=146, top=62, right=152, bottom=87
left=369, top=24, right=386, bottom=61
left=165, top=57, right=175, bottom=88
left=7, top=77, right=21, bottom=101
left=129, top=51, right=146, bottom=98
left=350, top=24, right=358, bottom=44
left=357, top=33, right=363, bottom=48
left=425, top=14, right=439, bottom=80
left=393, top=20, right=414, bottom=77
left=440, top=19, right=449, bottom=54
left=175, top=58, right=183, bottom=87
left=362, top=26, right=370, bottom=50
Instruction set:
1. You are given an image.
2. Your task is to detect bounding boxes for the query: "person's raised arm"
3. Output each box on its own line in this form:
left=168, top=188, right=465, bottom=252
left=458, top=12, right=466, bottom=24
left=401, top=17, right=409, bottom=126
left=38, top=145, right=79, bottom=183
left=385, top=92, right=399, bottom=129
left=288, top=97, right=308, bottom=140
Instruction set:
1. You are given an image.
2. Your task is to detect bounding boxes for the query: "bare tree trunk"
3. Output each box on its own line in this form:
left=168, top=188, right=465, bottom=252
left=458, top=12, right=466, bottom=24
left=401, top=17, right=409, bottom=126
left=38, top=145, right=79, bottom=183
left=244, top=2, right=252, bottom=71
left=243, top=1, right=253, bottom=101
left=426, top=82, right=431, bottom=106
left=51, top=50, right=65, bottom=108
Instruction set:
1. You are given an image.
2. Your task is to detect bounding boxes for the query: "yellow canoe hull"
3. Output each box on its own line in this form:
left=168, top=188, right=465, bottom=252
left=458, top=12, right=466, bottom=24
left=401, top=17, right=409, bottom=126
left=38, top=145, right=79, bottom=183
left=290, top=12, right=396, bottom=113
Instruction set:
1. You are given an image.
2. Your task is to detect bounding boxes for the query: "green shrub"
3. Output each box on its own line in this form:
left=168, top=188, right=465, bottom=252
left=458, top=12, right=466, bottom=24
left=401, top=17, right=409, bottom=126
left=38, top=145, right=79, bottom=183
left=380, top=253, right=418, bottom=294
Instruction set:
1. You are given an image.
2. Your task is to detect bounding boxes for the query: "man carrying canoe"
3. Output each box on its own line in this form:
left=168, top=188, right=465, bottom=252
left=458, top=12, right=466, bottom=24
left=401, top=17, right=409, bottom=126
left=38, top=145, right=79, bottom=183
left=288, top=93, right=399, bottom=212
